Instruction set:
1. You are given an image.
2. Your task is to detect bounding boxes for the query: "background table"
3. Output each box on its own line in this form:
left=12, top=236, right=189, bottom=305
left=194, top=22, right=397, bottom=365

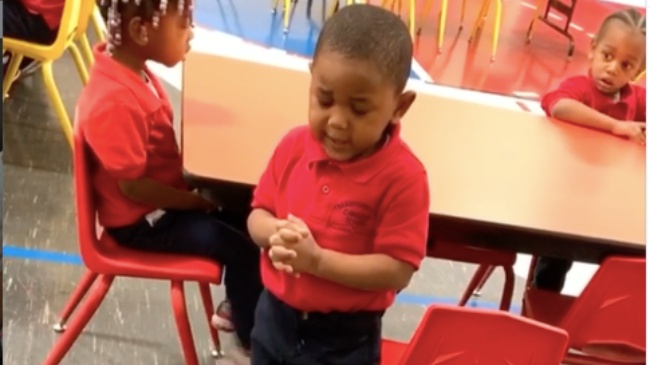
left=182, top=51, right=646, bottom=263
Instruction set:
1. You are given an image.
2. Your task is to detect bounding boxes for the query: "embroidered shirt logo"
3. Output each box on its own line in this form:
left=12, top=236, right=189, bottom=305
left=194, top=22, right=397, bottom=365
left=331, top=201, right=374, bottom=233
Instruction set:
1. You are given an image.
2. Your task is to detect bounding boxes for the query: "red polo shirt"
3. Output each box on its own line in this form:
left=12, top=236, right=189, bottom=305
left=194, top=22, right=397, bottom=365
left=252, top=125, right=430, bottom=312
left=76, top=43, right=188, bottom=228
left=21, top=0, right=65, bottom=30
left=541, top=75, right=646, bottom=122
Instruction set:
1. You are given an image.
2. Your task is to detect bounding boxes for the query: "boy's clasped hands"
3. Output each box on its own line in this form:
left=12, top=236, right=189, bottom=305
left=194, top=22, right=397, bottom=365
left=268, top=214, right=323, bottom=277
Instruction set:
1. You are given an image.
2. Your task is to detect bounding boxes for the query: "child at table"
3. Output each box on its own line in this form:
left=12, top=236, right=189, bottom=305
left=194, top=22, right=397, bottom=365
left=75, top=0, right=262, bottom=357
left=246, top=4, right=430, bottom=364
left=536, top=8, right=645, bottom=292
left=541, top=8, right=646, bottom=144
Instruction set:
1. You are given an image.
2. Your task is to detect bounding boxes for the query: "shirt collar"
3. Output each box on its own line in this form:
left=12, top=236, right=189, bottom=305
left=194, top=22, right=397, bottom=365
left=304, top=123, right=402, bottom=183
left=91, top=43, right=170, bottom=114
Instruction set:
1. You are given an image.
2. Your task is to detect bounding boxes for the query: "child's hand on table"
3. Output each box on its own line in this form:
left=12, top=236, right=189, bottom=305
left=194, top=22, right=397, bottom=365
left=268, top=215, right=322, bottom=277
left=612, top=121, right=646, bottom=145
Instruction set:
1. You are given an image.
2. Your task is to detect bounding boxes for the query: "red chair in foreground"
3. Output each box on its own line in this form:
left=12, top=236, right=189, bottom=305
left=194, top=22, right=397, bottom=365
left=523, top=256, right=645, bottom=365
left=382, top=304, right=569, bottom=364
left=43, top=126, right=223, bottom=365
left=429, top=240, right=516, bottom=311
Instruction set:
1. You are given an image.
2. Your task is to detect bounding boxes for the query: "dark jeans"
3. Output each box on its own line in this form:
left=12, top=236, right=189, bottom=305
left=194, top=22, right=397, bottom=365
left=3, top=0, right=58, bottom=73
left=3, top=0, right=57, bottom=44
left=532, top=256, right=573, bottom=292
left=251, top=290, right=383, bottom=365
left=106, top=209, right=263, bottom=348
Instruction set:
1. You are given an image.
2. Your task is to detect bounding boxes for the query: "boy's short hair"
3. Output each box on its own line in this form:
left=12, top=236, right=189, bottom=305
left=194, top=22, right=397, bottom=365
left=314, top=4, right=413, bottom=92
left=594, top=8, right=646, bottom=43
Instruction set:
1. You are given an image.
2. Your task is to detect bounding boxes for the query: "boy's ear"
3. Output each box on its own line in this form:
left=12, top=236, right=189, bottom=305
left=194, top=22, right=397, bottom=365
left=588, top=39, right=597, bottom=60
left=392, top=91, right=416, bottom=122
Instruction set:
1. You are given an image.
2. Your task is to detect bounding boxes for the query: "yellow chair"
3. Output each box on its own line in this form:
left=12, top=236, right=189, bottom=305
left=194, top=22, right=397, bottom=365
left=327, top=0, right=367, bottom=22
left=381, top=0, right=416, bottom=39
left=272, top=0, right=293, bottom=33
left=91, top=6, right=107, bottom=43
left=468, top=0, right=502, bottom=61
left=3, top=0, right=94, bottom=148
left=76, top=1, right=105, bottom=65
left=417, top=0, right=459, bottom=52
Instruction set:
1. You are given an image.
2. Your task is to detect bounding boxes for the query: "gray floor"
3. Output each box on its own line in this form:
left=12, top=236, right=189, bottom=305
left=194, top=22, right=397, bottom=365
left=2, top=52, right=528, bottom=364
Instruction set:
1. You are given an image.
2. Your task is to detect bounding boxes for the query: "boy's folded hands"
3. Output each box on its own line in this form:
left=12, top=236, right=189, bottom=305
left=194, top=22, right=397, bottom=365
left=268, top=215, right=323, bottom=277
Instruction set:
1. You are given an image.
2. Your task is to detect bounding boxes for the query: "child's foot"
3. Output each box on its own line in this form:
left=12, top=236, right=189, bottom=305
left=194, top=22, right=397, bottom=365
left=228, top=340, right=251, bottom=365
left=211, top=300, right=235, bottom=332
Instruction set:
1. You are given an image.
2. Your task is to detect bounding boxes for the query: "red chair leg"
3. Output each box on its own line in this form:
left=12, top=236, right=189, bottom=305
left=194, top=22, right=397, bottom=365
left=198, top=282, right=223, bottom=358
left=473, top=265, right=496, bottom=295
left=459, top=264, right=492, bottom=306
left=53, top=270, right=99, bottom=332
left=499, top=265, right=515, bottom=311
left=43, top=275, right=114, bottom=365
left=170, top=281, right=199, bottom=365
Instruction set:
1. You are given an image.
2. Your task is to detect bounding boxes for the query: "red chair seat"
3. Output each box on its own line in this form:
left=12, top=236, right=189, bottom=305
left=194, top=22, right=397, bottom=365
left=522, top=256, right=646, bottom=365
left=90, top=234, right=223, bottom=283
left=43, top=129, right=225, bottom=365
left=526, top=288, right=645, bottom=364
left=381, top=339, right=407, bottom=365
left=381, top=305, right=569, bottom=365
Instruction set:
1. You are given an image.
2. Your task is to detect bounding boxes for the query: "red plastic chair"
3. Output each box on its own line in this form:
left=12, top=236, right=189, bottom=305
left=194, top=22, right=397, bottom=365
left=382, top=304, right=569, bottom=364
left=523, top=256, right=645, bottom=365
left=428, top=240, right=516, bottom=310
left=43, top=125, right=224, bottom=365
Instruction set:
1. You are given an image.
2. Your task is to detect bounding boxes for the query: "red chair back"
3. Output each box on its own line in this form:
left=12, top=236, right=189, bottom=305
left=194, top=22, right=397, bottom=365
left=72, top=121, right=114, bottom=273
left=396, top=305, right=568, bottom=365
left=561, top=256, right=645, bottom=357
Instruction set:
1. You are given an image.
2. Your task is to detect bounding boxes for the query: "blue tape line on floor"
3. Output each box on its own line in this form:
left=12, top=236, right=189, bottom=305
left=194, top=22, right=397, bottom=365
left=3, top=244, right=83, bottom=265
left=2, top=244, right=521, bottom=313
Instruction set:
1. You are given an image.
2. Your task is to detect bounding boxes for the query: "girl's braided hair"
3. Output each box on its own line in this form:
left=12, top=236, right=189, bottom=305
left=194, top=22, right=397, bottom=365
left=99, top=0, right=193, bottom=53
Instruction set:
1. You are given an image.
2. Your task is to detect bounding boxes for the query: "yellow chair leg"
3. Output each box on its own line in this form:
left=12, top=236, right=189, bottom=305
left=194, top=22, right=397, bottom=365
left=91, top=7, right=106, bottom=42
left=526, top=0, right=546, bottom=43
left=437, top=0, right=448, bottom=52
left=78, top=34, right=95, bottom=66
left=417, top=0, right=435, bottom=34
left=3, top=54, right=23, bottom=101
left=469, top=0, right=490, bottom=41
left=460, top=0, right=466, bottom=25
left=41, top=61, right=74, bottom=149
left=282, top=0, right=291, bottom=32
left=327, top=0, right=338, bottom=18
left=69, top=43, right=90, bottom=85
left=408, top=0, right=415, bottom=38
left=490, top=0, right=502, bottom=61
